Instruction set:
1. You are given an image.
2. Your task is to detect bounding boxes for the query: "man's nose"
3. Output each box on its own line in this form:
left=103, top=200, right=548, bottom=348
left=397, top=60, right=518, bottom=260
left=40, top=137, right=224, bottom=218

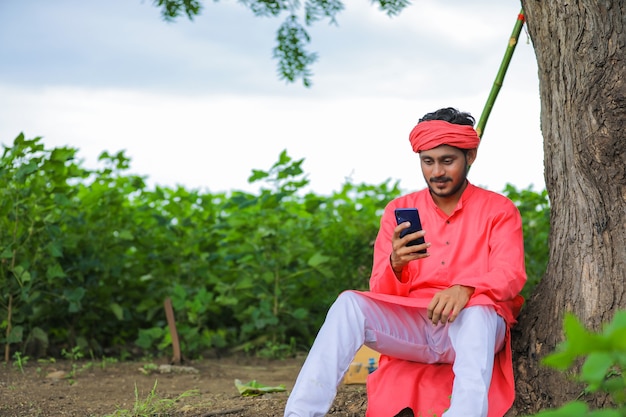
left=432, top=163, right=445, bottom=176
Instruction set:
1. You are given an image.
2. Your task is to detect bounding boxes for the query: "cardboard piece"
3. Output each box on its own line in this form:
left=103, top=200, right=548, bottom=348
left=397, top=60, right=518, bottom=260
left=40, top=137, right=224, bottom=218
left=342, top=345, right=381, bottom=385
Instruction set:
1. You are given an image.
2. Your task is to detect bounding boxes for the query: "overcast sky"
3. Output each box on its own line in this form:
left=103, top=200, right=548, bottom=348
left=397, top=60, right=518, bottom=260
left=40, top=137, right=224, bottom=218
left=0, top=0, right=543, bottom=196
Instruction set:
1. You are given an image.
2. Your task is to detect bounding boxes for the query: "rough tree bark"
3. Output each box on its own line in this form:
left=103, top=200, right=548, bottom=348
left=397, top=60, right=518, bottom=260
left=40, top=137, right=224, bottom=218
left=510, top=1, right=626, bottom=415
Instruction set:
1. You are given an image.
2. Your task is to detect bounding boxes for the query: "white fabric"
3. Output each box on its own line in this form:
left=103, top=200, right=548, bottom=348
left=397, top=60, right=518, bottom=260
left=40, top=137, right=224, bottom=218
left=284, top=291, right=506, bottom=417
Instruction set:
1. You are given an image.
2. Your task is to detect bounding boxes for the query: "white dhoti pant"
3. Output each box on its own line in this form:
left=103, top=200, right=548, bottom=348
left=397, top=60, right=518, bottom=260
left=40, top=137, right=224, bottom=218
left=284, top=291, right=506, bottom=417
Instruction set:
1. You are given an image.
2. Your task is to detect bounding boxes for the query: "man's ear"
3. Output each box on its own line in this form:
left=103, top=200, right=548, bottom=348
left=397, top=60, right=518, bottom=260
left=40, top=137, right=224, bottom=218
left=466, top=149, right=477, bottom=166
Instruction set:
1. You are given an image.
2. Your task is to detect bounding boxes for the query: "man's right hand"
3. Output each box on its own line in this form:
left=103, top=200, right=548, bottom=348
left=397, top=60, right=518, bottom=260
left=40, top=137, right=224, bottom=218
left=389, top=222, right=430, bottom=274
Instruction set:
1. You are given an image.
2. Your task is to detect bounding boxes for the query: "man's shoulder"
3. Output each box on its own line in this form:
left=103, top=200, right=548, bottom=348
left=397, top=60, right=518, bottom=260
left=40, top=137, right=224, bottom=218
left=470, top=184, right=513, bottom=201
left=469, top=184, right=519, bottom=212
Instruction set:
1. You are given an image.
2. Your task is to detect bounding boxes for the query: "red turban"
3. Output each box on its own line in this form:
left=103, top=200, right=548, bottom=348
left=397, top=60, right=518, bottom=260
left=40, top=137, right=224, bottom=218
left=409, top=120, right=480, bottom=153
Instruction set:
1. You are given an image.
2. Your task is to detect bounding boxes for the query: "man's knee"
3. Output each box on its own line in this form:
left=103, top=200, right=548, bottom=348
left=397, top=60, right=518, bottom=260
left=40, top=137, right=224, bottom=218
left=457, top=305, right=499, bottom=325
left=327, top=291, right=366, bottom=322
left=331, top=291, right=359, bottom=311
left=453, top=306, right=506, bottom=351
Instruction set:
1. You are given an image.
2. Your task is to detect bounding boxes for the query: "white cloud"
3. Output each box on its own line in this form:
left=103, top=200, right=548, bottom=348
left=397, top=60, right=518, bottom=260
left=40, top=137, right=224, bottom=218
left=0, top=0, right=544, bottom=196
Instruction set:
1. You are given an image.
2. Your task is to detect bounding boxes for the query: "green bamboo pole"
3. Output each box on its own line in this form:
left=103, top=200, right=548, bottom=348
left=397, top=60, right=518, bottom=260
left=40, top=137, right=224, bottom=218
left=476, top=9, right=526, bottom=139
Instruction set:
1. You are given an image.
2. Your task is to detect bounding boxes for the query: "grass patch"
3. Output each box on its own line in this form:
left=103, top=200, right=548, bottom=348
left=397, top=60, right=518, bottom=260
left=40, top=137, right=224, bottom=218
left=105, top=380, right=199, bottom=417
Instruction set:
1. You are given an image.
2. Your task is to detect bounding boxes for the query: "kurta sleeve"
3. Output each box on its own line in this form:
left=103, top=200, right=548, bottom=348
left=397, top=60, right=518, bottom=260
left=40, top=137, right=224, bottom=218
left=369, top=202, right=412, bottom=295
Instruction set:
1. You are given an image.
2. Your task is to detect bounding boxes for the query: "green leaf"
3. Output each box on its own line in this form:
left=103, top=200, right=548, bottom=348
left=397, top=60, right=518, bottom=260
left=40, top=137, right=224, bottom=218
left=586, top=410, right=624, bottom=417
left=12, top=266, right=31, bottom=284
left=46, top=263, right=66, bottom=279
left=563, top=314, right=592, bottom=349
left=63, top=287, right=86, bottom=313
left=248, top=169, right=269, bottom=183
left=117, top=230, right=134, bottom=240
left=581, top=352, right=614, bottom=388
left=307, top=252, right=330, bottom=267
left=292, top=308, right=308, bottom=320
left=215, top=295, right=239, bottom=306
left=534, top=401, right=588, bottom=417
left=135, top=327, right=164, bottom=349
left=543, top=313, right=591, bottom=369
left=110, top=303, right=124, bottom=321
left=49, top=147, right=75, bottom=162
left=604, top=311, right=626, bottom=349
left=605, top=310, right=626, bottom=329
left=7, top=325, right=24, bottom=344
left=46, top=241, right=63, bottom=257
left=234, top=379, right=286, bottom=397
left=236, top=276, right=257, bottom=290
left=29, top=327, right=49, bottom=349
left=610, top=328, right=626, bottom=350
left=15, top=160, right=39, bottom=181
left=53, top=193, right=72, bottom=207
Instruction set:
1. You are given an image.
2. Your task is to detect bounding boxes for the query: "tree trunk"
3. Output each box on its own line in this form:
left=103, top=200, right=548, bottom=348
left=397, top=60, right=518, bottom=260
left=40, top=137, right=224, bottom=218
left=509, top=1, right=626, bottom=415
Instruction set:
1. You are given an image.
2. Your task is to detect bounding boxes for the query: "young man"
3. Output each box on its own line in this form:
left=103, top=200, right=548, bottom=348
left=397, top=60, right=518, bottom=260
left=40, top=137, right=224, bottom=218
left=284, top=107, right=526, bottom=417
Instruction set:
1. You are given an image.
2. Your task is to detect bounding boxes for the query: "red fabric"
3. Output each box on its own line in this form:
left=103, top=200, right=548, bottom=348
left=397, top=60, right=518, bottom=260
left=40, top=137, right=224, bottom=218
left=409, top=120, right=480, bottom=153
left=367, top=357, right=454, bottom=417
left=365, top=334, right=515, bottom=417
left=360, top=183, right=526, bottom=416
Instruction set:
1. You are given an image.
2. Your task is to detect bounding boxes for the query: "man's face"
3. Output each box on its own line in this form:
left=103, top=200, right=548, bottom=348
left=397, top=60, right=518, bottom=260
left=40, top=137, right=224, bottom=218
left=419, top=145, right=476, bottom=199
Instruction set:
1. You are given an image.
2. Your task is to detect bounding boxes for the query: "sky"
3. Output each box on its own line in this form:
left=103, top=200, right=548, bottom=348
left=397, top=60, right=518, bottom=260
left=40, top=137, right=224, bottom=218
left=0, top=0, right=544, bottom=196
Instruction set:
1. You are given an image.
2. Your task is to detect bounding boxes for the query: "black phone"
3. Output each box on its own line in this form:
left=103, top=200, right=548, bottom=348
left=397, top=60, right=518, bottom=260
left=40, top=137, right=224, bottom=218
left=394, top=208, right=427, bottom=253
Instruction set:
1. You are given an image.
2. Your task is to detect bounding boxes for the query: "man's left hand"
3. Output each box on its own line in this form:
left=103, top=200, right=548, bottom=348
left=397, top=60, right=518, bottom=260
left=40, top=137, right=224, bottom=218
left=427, top=285, right=475, bottom=325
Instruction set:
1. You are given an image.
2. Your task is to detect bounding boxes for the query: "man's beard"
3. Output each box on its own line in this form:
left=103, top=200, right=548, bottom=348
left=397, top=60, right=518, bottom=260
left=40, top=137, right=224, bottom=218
left=427, top=171, right=468, bottom=198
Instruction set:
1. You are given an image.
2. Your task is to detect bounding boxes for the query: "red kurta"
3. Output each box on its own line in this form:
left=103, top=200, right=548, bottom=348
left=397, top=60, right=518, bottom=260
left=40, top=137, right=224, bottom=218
left=358, top=183, right=526, bottom=417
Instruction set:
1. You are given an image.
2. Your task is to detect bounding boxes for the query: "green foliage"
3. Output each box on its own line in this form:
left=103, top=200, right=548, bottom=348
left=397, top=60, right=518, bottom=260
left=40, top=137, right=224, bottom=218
left=153, top=0, right=202, bottom=21
left=304, top=0, right=344, bottom=24
left=0, top=134, right=89, bottom=357
left=62, top=346, right=84, bottom=361
left=151, top=0, right=410, bottom=86
left=1, top=135, right=549, bottom=361
left=375, top=0, right=412, bottom=17
left=525, top=311, right=626, bottom=416
left=274, top=15, right=318, bottom=86
left=502, top=184, right=550, bottom=299
left=12, top=351, right=29, bottom=374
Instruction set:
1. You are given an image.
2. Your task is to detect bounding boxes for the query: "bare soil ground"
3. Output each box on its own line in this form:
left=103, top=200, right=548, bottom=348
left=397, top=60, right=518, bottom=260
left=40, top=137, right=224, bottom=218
left=0, top=354, right=368, bottom=417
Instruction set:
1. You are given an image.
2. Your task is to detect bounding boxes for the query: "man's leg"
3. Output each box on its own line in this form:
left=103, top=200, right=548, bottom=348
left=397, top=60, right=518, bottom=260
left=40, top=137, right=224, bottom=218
left=283, top=291, right=368, bottom=417
left=442, top=306, right=506, bottom=417
left=284, top=292, right=445, bottom=417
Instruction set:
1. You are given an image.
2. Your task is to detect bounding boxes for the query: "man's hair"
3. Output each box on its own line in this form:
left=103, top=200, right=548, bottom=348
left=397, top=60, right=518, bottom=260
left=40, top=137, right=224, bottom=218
left=418, top=107, right=475, bottom=127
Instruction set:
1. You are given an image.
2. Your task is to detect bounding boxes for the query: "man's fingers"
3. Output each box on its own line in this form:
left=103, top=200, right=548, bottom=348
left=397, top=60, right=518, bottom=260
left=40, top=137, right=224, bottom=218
left=428, top=303, right=446, bottom=325
left=436, top=308, right=452, bottom=325
left=444, top=308, right=458, bottom=323
left=427, top=299, right=437, bottom=320
left=430, top=311, right=441, bottom=325
left=428, top=300, right=460, bottom=325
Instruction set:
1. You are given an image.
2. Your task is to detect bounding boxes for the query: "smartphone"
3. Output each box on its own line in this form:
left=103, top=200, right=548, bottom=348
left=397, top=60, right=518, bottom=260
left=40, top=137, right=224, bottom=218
left=394, top=208, right=427, bottom=253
